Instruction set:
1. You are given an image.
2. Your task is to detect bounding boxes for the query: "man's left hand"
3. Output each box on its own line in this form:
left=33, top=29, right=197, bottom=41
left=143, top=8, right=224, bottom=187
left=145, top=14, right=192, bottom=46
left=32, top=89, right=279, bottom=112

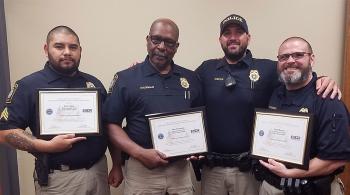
left=316, top=76, right=342, bottom=99
left=108, top=164, right=124, bottom=188
left=259, top=159, right=291, bottom=178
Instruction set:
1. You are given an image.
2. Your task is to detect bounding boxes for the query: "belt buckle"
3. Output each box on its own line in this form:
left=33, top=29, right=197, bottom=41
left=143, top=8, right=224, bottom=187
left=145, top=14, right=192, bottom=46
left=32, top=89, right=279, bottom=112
left=59, top=165, right=70, bottom=171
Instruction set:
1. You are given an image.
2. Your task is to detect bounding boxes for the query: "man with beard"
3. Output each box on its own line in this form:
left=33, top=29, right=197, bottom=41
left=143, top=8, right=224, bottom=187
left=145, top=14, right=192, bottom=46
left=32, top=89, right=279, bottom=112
left=194, top=14, right=340, bottom=195
left=0, top=26, right=110, bottom=195
left=104, top=18, right=202, bottom=194
left=258, top=37, right=350, bottom=195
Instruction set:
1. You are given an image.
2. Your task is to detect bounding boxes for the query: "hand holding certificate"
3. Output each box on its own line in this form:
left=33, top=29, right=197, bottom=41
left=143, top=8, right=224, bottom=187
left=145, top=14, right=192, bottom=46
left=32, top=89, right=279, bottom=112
left=37, top=88, right=101, bottom=137
left=147, top=107, right=208, bottom=158
left=250, top=108, right=313, bottom=169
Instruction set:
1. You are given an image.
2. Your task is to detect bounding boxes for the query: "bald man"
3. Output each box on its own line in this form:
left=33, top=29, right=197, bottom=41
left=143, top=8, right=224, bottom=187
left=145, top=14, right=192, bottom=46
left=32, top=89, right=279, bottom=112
left=104, top=18, right=203, bottom=194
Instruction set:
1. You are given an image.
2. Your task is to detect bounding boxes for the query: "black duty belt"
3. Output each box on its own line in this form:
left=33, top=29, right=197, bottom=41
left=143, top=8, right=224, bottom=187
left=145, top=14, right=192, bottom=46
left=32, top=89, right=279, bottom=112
left=204, top=152, right=251, bottom=171
left=263, top=168, right=343, bottom=194
left=49, top=159, right=97, bottom=172
left=49, top=164, right=90, bottom=172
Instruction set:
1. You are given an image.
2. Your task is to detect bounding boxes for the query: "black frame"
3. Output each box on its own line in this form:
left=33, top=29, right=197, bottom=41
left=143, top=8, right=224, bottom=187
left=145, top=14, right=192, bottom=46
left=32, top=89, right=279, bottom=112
left=250, top=108, right=313, bottom=170
left=146, top=106, right=208, bottom=158
left=36, top=88, right=102, bottom=138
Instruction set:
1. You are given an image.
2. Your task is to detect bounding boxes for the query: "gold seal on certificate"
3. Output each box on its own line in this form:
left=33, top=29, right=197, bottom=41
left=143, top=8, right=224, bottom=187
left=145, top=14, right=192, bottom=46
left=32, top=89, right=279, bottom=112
left=251, top=108, right=313, bottom=169
left=147, top=107, right=208, bottom=158
left=37, top=88, right=101, bottom=136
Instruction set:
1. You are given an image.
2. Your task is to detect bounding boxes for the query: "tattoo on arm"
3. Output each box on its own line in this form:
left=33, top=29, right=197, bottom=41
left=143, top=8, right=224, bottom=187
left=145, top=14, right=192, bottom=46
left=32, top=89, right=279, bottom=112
left=5, top=130, right=38, bottom=152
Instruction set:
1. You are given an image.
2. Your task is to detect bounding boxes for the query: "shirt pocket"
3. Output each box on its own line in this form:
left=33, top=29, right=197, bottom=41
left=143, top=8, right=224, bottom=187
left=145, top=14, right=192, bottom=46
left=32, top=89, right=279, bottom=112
left=138, top=90, right=191, bottom=115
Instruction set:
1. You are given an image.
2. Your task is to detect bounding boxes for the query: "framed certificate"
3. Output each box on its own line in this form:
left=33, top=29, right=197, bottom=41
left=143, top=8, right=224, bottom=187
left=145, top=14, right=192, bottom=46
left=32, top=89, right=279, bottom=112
left=147, top=107, right=208, bottom=158
left=37, top=88, right=101, bottom=137
left=250, top=108, right=313, bottom=169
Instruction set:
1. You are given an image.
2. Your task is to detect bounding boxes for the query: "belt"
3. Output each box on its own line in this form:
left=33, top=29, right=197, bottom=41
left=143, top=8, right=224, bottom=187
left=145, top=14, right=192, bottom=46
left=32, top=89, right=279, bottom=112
left=50, top=164, right=82, bottom=171
left=205, top=152, right=251, bottom=169
left=263, top=172, right=285, bottom=190
left=263, top=168, right=342, bottom=191
left=49, top=164, right=89, bottom=172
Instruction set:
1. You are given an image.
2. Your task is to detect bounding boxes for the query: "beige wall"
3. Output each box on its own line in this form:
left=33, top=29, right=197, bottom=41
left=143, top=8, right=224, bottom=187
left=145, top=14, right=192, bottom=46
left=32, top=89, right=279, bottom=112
left=4, top=0, right=346, bottom=194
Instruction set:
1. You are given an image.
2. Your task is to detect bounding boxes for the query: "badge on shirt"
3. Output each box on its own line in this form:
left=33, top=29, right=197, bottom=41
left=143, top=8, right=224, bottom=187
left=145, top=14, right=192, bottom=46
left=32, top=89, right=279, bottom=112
left=86, top=82, right=96, bottom=88
left=0, top=107, right=9, bottom=121
left=6, top=83, right=18, bottom=104
left=299, top=108, right=309, bottom=113
left=249, top=70, right=260, bottom=82
left=180, top=77, right=189, bottom=89
left=108, top=73, right=118, bottom=94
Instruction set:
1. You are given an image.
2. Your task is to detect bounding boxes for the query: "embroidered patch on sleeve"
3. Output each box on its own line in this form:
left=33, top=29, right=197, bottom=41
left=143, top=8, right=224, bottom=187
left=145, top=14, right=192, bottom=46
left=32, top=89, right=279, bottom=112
left=86, top=81, right=96, bottom=88
left=6, top=83, right=18, bottom=104
left=108, top=73, right=119, bottom=94
left=0, top=107, right=9, bottom=121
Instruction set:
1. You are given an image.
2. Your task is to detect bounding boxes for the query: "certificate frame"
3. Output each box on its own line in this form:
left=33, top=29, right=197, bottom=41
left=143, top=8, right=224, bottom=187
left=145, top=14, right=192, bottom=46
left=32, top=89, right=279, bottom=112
left=147, top=107, right=208, bottom=158
left=36, top=88, right=102, bottom=137
left=250, top=108, right=313, bottom=170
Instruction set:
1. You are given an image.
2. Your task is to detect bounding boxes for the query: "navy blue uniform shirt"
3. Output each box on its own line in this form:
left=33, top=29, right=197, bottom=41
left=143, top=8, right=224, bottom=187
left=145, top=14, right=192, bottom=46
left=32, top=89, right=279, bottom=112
left=195, top=50, right=279, bottom=154
left=269, top=74, right=350, bottom=160
left=103, top=56, right=203, bottom=149
left=0, top=62, right=108, bottom=168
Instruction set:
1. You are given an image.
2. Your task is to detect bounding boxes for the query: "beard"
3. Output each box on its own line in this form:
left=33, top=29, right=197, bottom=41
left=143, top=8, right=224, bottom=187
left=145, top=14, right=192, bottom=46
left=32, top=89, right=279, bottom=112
left=48, top=54, right=80, bottom=75
left=222, top=41, right=247, bottom=62
left=279, top=65, right=311, bottom=85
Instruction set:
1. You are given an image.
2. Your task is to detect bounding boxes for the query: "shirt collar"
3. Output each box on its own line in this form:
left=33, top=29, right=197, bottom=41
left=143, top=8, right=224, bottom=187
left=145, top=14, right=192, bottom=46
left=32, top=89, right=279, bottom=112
left=142, top=56, right=181, bottom=77
left=216, top=49, right=253, bottom=70
left=277, top=73, right=317, bottom=104
left=43, top=62, right=83, bottom=83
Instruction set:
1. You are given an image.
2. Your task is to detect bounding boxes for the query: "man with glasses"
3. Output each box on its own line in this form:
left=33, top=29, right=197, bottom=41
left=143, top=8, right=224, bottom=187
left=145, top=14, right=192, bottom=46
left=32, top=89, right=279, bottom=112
left=258, top=37, right=350, bottom=195
left=104, top=18, right=202, bottom=194
left=193, top=14, right=340, bottom=195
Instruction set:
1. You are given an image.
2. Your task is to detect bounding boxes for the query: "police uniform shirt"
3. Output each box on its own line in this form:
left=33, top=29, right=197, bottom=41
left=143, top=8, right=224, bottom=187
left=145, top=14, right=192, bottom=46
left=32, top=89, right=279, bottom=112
left=195, top=50, right=279, bottom=154
left=269, top=74, right=350, bottom=161
left=0, top=62, right=108, bottom=168
left=103, top=56, right=203, bottom=149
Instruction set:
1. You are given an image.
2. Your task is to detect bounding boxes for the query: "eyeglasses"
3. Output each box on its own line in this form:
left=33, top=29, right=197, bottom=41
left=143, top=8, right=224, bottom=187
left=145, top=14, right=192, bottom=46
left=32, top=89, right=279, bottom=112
left=277, top=52, right=312, bottom=62
left=148, top=35, right=178, bottom=48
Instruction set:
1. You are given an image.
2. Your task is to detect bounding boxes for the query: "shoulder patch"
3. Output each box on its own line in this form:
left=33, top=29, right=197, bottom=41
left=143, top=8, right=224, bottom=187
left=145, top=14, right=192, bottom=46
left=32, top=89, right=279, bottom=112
left=299, top=108, right=309, bottom=113
left=108, top=73, right=119, bottom=94
left=0, top=107, right=9, bottom=121
left=86, top=82, right=96, bottom=88
left=6, top=83, right=18, bottom=104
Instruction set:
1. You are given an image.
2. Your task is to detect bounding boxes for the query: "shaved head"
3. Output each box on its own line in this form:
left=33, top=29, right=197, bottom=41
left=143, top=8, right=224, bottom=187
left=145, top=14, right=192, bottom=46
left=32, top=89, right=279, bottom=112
left=279, top=36, right=313, bottom=54
left=149, top=18, right=179, bottom=41
left=46, top=25, right=80, bottom=45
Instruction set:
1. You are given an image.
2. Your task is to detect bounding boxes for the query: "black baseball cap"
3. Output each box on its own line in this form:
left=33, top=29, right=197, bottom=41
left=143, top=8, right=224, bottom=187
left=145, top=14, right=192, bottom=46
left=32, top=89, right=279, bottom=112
left=220, top=14, right=248, bottom=35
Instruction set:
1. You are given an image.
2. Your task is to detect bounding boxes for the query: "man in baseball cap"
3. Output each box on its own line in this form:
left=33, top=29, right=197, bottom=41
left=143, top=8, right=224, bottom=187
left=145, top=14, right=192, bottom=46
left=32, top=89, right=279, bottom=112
left=220, top=14, right=249, bottom=35
left=193, top=13, right=340, bottom=195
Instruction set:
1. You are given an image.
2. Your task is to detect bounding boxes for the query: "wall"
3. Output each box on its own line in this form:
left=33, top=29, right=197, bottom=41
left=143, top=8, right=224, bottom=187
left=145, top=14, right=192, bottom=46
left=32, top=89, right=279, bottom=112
left=4, top=1, right=346, bottom=194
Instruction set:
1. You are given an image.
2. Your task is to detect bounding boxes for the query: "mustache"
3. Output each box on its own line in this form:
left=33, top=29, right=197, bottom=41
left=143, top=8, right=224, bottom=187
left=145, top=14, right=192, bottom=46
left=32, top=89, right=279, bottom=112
left=59, top=57, right=75, bottom=62
left=227, top=40, right=240, bottom=46
left=283, top=64, right=299, bottom=69
left=154, top=52, right=167, bottom=58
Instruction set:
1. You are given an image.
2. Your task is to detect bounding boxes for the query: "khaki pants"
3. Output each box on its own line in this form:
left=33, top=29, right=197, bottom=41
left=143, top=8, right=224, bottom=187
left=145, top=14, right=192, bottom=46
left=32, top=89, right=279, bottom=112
left=259, top=178, right=344, bottom=195
left=201, top=165, right=260, bottom=195
left=34, top=155, right=110, bottom=195
left=123, top=157, right=194, bottom=195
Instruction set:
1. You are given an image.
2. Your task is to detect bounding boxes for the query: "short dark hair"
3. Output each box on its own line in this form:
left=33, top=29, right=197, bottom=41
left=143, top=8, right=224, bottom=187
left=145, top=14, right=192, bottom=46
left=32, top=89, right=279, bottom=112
left=46, top=25, right=80, bottom=45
